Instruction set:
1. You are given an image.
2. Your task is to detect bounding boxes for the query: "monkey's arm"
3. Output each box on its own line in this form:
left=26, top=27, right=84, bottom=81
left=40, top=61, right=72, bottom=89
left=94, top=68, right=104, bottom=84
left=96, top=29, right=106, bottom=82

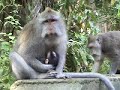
left=109, top=60, right=118, bottom=75
left=55, top=43, right=67, bottom=78
left=92, top=59, right=103, bottom=72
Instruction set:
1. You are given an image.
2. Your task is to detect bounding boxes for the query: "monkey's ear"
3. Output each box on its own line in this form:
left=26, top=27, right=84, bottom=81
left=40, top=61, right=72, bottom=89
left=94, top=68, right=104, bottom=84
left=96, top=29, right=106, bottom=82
left=88, top=35, right=96, bottom=43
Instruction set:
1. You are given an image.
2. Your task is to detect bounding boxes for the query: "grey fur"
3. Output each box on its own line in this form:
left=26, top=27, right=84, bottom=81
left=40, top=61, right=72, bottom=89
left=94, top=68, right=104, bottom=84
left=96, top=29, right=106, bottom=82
left=88, top=31, right=120, bottom=74
left=9, top=7, right=67, bottom=79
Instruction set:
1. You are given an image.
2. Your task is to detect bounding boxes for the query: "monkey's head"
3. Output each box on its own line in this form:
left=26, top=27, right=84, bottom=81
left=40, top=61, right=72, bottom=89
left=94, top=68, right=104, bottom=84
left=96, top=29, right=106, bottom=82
left=35, top=7, right=66, bottom=39
left=88, top=35, right=103, bottom=60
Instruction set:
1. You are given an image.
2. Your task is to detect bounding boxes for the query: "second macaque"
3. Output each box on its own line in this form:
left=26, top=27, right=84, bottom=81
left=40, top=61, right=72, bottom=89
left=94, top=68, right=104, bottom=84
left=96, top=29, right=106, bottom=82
left=45, top=51, right=59, bottom=67
left=88, top=31, right=120, bottom=74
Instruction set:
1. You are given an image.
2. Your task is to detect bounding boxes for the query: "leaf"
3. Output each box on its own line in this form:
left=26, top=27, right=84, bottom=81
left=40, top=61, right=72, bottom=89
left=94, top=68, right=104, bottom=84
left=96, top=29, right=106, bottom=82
left=80, top=51, right=88, bottom=66
left=0, top=69, right=3, bottom=76
left=5, top=16, right=14, bottom=20
left=1, top=42, right=10, bottom=51
left=111, top=0, right=116, bottom=6
left=9, top=36, right=15, bottom=40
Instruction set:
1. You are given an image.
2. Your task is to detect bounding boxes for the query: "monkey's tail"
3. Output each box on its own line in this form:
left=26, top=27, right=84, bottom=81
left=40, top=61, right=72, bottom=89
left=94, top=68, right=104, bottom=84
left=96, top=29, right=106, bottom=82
left=63, top=73, right=115, bottom=90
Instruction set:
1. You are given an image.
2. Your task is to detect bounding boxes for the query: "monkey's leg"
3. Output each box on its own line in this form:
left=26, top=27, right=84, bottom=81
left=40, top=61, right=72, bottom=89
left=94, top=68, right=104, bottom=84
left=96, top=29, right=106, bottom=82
left=63, top=72, right=115, bottom=90
left=9, top=52, right=54, bottom=79
left=109, top=60, right=118, bottom=75
left=92, top=59, right=103, bottom=72
left=37, top=73, right=56, bottom=79
left=116, top=69, right=120, bottom=74
left=9, top=52, right=38, bottom=79
left=116, top=65, right=120, bottom=74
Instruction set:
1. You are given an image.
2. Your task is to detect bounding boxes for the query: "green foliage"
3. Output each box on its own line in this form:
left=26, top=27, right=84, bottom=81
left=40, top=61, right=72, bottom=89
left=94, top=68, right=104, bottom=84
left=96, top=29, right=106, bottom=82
left=66, top=33, right=94, bottom=72
left=4, top=16, right=21, bottom=30
left=0, top=0, right=21, bottom=89
left=95, top=0, right=120, bottom=30
left=56, top=0, right=120, bottom=73
left=0, top=33, right=15, bottom=90
left=55, top=0, right=100, bottom=72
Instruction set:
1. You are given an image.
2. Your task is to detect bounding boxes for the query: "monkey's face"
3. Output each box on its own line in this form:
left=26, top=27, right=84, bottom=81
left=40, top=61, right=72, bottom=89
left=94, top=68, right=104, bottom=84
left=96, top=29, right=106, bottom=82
left=36, top=7, right=66, bottom=39
left=88, top=36, right=102, bottom=60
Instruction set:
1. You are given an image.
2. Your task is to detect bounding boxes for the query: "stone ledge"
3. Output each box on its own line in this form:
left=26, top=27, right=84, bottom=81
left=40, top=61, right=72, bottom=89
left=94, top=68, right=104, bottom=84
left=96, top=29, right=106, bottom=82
left=10, top=75, right=120, bottom=90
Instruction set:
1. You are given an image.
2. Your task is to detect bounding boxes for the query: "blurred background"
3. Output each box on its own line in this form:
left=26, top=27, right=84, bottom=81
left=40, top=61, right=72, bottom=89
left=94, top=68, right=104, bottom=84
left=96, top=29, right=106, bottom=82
left=0, top=0, right=120, bottom=89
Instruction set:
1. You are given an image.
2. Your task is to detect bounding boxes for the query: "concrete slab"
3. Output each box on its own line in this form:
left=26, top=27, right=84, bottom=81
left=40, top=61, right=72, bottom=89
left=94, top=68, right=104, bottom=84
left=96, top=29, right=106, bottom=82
left=10, top=75, right=120, bottom=90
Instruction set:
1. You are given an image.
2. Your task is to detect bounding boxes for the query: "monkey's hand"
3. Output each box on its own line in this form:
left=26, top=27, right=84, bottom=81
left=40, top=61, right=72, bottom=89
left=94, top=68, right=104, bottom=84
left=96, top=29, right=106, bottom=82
left=47, top=70, right=57, bottom=77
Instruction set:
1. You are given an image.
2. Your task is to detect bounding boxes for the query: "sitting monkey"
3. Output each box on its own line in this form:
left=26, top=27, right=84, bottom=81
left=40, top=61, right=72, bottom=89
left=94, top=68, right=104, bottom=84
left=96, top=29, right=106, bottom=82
left=88, top=31, right=120, bottom=75
left=10, top=7, right=68, bottom=79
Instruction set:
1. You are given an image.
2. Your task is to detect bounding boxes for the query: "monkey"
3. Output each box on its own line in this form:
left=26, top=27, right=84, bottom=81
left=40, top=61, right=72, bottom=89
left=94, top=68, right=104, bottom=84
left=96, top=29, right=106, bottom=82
left=9, top=8, right=115, bottom=90
left=45, top=51, right=59, bottom=67
left=88, top=31, right=120, bottom=75
left=10, top=7, right=68, bottom=79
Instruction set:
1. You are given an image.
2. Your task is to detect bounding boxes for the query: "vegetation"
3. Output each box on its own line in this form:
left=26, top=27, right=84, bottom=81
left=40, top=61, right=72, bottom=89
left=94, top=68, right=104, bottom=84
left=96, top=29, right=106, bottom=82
left=0, top=0, right=120, bottom=89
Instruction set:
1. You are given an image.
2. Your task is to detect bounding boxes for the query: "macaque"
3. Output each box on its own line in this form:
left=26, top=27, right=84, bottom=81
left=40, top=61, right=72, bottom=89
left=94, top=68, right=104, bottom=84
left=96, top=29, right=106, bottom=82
left=45, top=51, right=59, bottom=67
left=10, top=7, right=67, bottom=79
left=9, top=8, right=114, bottom=90
left=88, top=31, right=120, bottom=75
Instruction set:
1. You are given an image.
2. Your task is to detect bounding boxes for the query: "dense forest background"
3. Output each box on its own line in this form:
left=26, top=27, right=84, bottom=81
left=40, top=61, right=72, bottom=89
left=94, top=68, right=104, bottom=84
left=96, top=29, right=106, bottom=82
left=0, top=0, right=120, bottom=90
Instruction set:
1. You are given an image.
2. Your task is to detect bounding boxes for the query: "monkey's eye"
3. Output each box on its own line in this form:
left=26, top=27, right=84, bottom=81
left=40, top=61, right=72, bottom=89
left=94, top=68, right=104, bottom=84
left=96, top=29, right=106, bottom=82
left=43, top=20, right=49, bottom=23
left=96, top=38, right=99, bottom=41
left=92, top=54, right=98, bottom=57
left=89, top=46, right=94, bottom=49
left=43, top=19, right=57, bottom=23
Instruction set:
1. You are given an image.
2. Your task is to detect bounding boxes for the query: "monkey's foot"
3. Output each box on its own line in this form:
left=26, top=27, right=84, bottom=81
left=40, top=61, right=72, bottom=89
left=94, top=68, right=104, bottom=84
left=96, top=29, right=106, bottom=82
left=48, top=71, right=57, bottom=77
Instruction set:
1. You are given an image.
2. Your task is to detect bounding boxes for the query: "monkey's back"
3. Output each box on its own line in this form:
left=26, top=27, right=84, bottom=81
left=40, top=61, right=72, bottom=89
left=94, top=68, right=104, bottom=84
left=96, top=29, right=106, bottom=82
left=98, top=31, right=120, bottom=58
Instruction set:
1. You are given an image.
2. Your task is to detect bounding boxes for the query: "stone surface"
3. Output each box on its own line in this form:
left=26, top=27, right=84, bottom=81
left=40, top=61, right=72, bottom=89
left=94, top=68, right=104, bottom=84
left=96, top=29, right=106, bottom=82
left=10, top=75, right=120, bottom=90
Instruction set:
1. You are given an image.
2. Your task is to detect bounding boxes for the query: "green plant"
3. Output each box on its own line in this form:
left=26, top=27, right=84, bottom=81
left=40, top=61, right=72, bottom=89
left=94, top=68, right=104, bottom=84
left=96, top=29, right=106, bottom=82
left=0, top=33, right=15, bottom=90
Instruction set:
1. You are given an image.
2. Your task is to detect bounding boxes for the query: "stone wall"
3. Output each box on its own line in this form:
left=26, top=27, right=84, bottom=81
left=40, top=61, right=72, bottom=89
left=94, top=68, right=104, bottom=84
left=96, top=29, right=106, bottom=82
left=10, top=75, right=120, bottom=90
